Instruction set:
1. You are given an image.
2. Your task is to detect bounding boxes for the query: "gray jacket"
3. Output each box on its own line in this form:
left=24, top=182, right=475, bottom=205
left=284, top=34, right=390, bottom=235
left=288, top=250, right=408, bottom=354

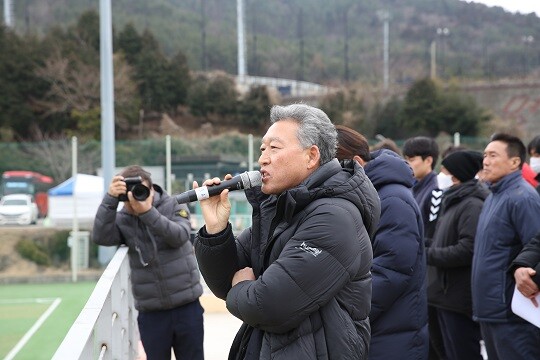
left=92, top=184, right=202, bottom=312
left=195, top=159, right=380, bottom=359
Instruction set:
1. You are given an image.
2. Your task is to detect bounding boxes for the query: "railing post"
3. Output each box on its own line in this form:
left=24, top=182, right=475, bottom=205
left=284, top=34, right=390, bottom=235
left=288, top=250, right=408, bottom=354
left=53, top=247, right=137, bottom=360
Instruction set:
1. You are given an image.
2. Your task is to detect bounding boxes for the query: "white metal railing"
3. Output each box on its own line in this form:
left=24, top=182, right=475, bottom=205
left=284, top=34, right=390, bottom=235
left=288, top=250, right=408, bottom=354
left=52, top=246, right=138, bottom=360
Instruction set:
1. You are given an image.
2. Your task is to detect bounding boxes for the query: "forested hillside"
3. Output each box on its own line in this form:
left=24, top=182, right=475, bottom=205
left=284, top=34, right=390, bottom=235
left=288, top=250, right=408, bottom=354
left=4, top=0, right=540, bottom=84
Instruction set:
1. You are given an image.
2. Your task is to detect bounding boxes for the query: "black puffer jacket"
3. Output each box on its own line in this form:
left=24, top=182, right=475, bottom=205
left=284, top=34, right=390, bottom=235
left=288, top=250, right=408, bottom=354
left=92, top=185, right=203, bottom=312
left=511, top=232, right=540, bottom=282
left=427, top=180, right=489, bottom=316
left=195, top=159, right=380, bottom=360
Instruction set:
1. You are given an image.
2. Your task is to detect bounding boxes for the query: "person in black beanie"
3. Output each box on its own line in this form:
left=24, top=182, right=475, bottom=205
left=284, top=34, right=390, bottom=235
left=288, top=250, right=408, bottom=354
left=427, top=150, right=490, bottom=360
left=441, top=150, right=484, bottom=184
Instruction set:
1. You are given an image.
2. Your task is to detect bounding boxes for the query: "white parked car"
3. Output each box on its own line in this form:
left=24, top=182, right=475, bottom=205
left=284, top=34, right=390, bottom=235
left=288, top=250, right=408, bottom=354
left=0, top=194, right=39, bottom=225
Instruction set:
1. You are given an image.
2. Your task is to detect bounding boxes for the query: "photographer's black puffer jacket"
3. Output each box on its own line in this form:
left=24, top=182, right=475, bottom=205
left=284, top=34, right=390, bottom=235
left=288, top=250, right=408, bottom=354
left=92, top=184, right=202, bottom=312
left=195, top=159, right=380, bottom=360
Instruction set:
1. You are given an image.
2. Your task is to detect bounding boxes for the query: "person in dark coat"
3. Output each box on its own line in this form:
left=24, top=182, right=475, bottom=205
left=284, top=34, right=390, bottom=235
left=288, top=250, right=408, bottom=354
left=402, top=135, right=444, bottom=360
left=471, top=133, right=540, bottom=360
left=336, top=126, right=428, bottom=360
left=92, top=165, right=204, bottom=360
left=426, top=150, right=489, bottom=360
left=194, top=104, right=380, bottom=360
left=402, top=136, right=440, bottom=238
left=526, top=135, right=540, bottom=194
left=511, top=232, right=540, bottom=306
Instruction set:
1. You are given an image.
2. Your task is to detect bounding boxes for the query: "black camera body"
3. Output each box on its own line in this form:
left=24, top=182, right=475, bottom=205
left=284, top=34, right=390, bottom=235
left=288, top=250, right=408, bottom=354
left=118, top=176, right=150, bottom=202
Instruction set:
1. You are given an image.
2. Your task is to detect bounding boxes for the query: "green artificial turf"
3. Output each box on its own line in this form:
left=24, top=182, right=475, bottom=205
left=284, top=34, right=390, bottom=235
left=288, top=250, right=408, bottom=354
left=0, top=281, right=97, bottom=359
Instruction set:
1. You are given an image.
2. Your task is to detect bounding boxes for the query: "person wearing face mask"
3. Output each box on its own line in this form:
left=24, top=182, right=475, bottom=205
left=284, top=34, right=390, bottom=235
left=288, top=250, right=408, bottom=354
left=526, top=135, right=540, bottom=194
left=426, top=150, right=489, bottom=360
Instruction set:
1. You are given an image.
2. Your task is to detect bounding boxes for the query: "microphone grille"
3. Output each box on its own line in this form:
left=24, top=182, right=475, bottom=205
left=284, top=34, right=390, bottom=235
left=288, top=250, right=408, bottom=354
left=241, top=171, right=262, bottom=189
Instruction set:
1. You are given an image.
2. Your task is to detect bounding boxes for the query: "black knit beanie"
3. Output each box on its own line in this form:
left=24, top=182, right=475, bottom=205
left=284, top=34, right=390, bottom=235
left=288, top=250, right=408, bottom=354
left=441, top=150, right=484, bottom=183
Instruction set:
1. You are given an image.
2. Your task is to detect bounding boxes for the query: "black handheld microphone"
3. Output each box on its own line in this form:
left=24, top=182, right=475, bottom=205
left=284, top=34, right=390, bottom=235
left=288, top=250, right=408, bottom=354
left=175, top=171, right=262, bottom=204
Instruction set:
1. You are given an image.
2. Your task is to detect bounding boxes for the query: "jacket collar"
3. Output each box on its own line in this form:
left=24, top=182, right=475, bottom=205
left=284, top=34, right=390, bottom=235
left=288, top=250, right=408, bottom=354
left=489, top=170, right=522, bottom=194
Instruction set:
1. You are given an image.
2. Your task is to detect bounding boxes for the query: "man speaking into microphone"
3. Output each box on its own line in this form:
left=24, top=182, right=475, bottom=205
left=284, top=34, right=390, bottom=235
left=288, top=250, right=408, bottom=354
left=193, top=104, right=380, bottom=360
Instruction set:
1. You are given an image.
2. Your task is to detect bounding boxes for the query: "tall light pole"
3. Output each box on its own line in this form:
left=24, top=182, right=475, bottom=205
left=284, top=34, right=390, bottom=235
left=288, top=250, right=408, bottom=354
left=99, top=0, right=116, bottom=265
left=237, top=0, right=247, bottom=77
left=377, top=11, right=391, bottom=91
left=3, top=0, right=13, bottom=27
left=430, top=40, right=437, bottom=79
left=522, top=35, right=534, bottom=76
left=100, top=0, right=115, bottom=187
left=436, top=27, right=450, bottom=79
left=200, top=0, right=207, bottom=71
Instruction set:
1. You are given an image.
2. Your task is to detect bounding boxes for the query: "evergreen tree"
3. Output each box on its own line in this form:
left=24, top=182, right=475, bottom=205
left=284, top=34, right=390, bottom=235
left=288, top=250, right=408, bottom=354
left=401, top=78, right=489, bottom=137
left=238, top=85, right=271, bottom=132
left=372, top=96, right=405, bottom=139
left=186, top=73, right=238, bottom=122
left=0, top=27, right=48, bottom=139
left=165, top=51, right=191, bottom=108
left=117, top=23, right=143, bottom=65
left=401, top=78, right=440, bottom=136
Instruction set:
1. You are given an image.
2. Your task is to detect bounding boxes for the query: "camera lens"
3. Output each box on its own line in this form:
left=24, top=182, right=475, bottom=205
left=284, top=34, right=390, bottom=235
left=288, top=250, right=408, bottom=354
left=131, top=184, right=150, bottom=201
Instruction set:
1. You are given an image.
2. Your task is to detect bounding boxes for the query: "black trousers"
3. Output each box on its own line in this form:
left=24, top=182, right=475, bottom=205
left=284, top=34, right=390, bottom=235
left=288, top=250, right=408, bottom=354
left=428, top=305, right=446, bottom=360
left=138, top=299, right=205, bottom=360
left=437, top=308, right=482, bottom=360
left=480, top=320, right=540, bottom=360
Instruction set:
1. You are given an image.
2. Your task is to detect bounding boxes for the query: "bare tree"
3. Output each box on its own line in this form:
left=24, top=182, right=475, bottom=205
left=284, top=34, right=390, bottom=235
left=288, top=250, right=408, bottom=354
left=24, top=126, right=100, bottom=182
left=34, top=50, right=139, bottom=134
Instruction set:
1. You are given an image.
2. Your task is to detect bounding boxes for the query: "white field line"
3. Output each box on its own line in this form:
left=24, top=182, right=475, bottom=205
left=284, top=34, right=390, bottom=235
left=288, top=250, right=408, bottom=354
left=3, top=297, right=62, bottom=360
left=0, top=298, right=57, bottom=305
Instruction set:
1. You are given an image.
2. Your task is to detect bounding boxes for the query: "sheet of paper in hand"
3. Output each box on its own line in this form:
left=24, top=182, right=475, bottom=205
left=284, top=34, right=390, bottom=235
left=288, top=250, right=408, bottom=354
left=511, top=285, right=540, bottom=328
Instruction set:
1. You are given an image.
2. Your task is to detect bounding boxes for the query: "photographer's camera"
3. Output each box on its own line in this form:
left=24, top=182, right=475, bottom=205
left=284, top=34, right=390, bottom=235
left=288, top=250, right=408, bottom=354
left=118, top=176, right=150, bottom=201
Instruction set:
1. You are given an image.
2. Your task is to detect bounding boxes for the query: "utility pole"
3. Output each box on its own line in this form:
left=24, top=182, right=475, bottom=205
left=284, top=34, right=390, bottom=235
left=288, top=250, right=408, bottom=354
left=377, top=10, right=391, bottom=90
left=237, top=0, right=247, bottom=77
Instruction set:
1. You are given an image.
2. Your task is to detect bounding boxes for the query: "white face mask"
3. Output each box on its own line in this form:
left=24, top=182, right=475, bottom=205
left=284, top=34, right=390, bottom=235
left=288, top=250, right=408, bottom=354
left=530, top=157, right=540, bottom=174
left=437, top=172, right=453, bottom=190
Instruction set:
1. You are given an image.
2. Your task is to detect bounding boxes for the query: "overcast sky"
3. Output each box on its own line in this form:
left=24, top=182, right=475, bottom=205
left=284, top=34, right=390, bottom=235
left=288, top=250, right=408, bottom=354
left=461, top=0, right=540, bottom=16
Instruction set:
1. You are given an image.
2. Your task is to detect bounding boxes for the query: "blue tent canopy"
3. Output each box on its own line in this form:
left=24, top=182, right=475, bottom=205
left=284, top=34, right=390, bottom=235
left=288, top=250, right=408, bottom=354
left=47, top=174, right=104, bottom=197
left=48, top=177, right=75, bottom=196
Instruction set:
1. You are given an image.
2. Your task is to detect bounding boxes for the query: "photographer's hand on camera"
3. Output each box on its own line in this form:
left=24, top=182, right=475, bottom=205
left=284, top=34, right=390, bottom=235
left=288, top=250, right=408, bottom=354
left=193, top=175, right=232, bottom=234
left=108, top=176, right=153, bottom=215
left=108, top=176, right=127, bottom=198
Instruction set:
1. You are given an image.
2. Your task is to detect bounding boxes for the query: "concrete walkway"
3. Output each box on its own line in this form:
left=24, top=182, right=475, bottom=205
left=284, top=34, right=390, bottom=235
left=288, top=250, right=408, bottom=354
left=136, top=293, right=242, bottom=360
left=201, top=294, right=242, bottom=360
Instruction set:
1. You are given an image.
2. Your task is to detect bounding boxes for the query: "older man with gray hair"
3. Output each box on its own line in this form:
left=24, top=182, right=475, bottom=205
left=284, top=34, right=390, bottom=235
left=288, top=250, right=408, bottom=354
left=193, top=103, right=380, bottom=359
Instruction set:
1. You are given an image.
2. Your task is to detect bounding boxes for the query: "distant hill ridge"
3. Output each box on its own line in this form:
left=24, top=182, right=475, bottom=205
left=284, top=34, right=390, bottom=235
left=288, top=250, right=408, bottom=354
left=6, top=0, right=540, bottom=84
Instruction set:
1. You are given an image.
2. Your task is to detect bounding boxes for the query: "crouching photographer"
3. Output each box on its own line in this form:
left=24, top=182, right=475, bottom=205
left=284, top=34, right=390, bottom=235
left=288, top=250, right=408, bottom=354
left=92, top=165, right=204, bottom=360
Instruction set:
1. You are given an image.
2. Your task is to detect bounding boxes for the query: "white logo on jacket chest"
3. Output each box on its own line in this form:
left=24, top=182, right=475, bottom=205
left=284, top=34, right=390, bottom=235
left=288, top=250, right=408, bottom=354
left=429, top=190, right=443, bottom=222
left=296, top=242, right=322, bottom=257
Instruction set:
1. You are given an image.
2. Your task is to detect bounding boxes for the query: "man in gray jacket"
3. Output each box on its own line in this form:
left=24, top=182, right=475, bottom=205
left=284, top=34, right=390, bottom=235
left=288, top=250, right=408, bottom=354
left=194, top=104, right=380, bottom=359
left=92, top=165, right=203, bottom=360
